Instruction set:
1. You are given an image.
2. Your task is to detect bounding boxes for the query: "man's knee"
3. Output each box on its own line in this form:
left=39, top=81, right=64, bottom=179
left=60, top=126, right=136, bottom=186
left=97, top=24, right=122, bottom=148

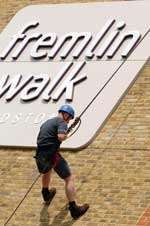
left=64, top=174, right=74, bottom=183
left=42, top=169, right=52, bottom=177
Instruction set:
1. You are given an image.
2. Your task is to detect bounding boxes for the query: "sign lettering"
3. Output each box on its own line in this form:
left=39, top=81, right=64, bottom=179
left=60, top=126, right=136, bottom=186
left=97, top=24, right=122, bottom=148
left=0, top=1, right=149, bottom=148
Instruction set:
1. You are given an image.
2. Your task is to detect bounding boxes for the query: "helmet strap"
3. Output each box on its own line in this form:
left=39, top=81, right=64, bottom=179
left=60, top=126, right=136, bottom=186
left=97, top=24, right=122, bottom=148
left=62, top=112, right=70, bottom=122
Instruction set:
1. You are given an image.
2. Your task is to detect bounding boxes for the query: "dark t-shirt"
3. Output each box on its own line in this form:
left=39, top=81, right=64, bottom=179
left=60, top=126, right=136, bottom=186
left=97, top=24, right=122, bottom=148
left=37, top=116, right=68, bottom=149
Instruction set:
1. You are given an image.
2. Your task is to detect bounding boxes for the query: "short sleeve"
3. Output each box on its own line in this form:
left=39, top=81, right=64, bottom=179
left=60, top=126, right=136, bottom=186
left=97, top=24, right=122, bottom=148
left=57, top=118, right=68, bottom=134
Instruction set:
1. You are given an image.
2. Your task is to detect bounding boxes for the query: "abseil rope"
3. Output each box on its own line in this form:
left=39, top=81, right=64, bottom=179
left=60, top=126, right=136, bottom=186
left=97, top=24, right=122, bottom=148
left=4, top=174, right=41, bottom=226
left=67, top=27, right=150, bottom=134
left=4, top=27, right=150, bottom=226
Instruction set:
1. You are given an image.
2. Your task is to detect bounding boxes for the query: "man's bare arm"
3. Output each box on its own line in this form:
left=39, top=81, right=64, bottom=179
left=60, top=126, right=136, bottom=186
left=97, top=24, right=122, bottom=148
left=58, top=133, right=67, bottom=141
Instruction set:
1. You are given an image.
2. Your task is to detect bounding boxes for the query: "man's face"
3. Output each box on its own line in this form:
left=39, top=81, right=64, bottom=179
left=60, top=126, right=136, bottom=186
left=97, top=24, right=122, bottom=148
left=63, top=112, right=72, bottom=123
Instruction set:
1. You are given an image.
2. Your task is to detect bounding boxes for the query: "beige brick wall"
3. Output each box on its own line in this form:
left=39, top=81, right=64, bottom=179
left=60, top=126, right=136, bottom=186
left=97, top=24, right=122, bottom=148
left=0, top=0, right=149, bottom=150
left=0, top=1, right=150, bottom=226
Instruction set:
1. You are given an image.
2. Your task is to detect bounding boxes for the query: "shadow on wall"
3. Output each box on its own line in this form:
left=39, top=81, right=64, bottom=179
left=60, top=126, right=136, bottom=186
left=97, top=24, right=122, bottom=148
left=39, top=204, right=75, bottom=226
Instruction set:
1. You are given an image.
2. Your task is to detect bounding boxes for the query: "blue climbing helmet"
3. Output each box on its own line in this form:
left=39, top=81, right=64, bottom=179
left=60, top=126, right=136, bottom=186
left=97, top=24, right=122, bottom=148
left=58, top=104, right=75, bottom=119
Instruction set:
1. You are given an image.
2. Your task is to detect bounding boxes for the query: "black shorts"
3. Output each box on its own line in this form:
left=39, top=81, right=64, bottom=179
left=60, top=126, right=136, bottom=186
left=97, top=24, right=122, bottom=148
left=35, top=145, right=71, bottom=179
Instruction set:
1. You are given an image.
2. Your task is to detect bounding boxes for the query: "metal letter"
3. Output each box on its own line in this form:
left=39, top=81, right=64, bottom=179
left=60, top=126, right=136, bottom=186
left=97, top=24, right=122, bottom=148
left=60, top=32, right=92, bottom=59
left=85, top=19, right=115, bottom=59
left=0, top=113, right=10, bottom=123
left=42, top=62, right=73, bottom=101
left=107, top=31, right=141, bottom=58
left=20, top=74, right=50, bottom=101
left=11, top=113, right=23, bottom=124
left=96, top=30, right=119, bottom=58
left=30, top=33, right=57, bottom=59
left=12, top=33, right=42, bottom=59
left=0, top=21, right=39, bottom=60
left=51, top=61, right=86, bottom=101
left=0, top=74, right=33, bottom=101
left=48, top=32, right=92, bottom=59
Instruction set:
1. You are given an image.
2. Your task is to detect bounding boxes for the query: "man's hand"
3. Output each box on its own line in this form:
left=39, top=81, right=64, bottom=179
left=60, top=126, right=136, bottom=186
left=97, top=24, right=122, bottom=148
left=58, top=133, right=68, bottom=142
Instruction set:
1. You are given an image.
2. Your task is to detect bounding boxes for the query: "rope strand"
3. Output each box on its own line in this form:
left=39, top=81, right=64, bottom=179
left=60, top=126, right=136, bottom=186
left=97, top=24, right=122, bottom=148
left=4, top=27, right=150, bottom=226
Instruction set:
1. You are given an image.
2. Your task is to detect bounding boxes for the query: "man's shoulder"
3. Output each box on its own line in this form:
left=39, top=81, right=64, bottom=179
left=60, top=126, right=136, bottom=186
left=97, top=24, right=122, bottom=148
left=55, top=116, right=66, bottom=124
left=45, top=116, right=64, bottom=124
left=41, top=116, right=57, bottom=126
left=41, top=116, right=66, bottom=128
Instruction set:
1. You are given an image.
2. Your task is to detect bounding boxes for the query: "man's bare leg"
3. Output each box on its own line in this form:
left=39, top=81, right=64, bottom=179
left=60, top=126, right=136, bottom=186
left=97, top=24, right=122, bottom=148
left=42, top=169, right=52, bottom=188
left=64, top=175, right=76, bottom=202
left=64, top=175, right=89, bottom=219
left=41, top=170, right=56, bottom=203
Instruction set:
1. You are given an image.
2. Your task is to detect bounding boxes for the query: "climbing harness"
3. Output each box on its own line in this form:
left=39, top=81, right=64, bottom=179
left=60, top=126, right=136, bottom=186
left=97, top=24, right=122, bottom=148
left=4, top=27, right=150, bottom=226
